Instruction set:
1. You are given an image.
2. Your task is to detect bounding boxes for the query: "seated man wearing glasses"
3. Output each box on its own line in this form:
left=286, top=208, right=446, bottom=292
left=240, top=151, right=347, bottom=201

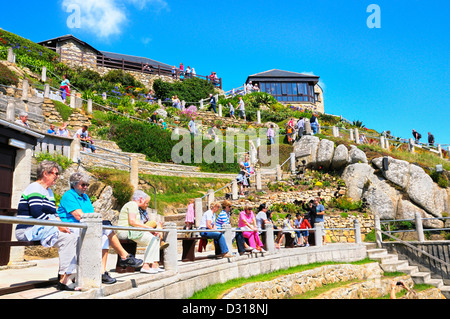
left=57, top=172, right=143, bottom=284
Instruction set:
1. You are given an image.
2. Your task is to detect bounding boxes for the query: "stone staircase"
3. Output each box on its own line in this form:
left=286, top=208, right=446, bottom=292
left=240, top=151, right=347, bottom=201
left=81, top=139, right=237, bottom=179
left=366, top=244, right=450, bottom=299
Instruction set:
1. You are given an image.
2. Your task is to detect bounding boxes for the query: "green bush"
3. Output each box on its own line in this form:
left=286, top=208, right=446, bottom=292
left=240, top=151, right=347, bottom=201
left=153, top=77, right=215, bottom=102
left=35, top=152, right=73, bottom=170
left=52, top=100, right=74, bottom=121
left=107, top=116, right=177, bottom=163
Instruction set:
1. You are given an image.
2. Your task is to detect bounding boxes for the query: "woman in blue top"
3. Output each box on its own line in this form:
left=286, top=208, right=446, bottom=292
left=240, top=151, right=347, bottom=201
left=57, top=172, right=143, bottom=284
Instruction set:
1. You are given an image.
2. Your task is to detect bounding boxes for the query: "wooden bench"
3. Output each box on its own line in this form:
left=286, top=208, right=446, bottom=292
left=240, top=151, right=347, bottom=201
left=178, top=236, right=221, bottom=262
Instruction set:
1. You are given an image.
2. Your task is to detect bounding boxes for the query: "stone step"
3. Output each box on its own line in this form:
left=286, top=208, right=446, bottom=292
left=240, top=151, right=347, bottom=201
left=410, top=272, right=431, bottom=284
left=380, top=259, right=409, bottom=273
left=396, top=265, right=420, bottom=275
left=366, top=248, right=388, bottom=258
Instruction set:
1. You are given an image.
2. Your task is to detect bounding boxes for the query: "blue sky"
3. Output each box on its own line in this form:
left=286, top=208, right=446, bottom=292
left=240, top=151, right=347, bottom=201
left=1, top=0, right=449, bottom=145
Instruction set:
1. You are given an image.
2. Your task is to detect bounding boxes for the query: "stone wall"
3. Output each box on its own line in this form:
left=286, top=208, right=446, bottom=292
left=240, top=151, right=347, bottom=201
left=59, top=40, right=97, bottom=70
left=325, top=214, right=374, bottom=243
left=223, top=263, right=383, bottom=299
left=222, top=264, right=445, bottom=299
left=80, top=243, right=367, bottom=299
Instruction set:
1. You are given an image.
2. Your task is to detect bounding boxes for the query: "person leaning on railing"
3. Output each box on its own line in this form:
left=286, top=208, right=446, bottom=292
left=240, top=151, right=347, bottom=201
left=15, top=160, right=80, bottom=291
left=57, top=172, right=144, bottom=285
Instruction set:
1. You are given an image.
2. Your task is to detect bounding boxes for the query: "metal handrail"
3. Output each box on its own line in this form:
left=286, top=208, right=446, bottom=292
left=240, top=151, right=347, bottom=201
left=375, top=226, right=450, bottom=273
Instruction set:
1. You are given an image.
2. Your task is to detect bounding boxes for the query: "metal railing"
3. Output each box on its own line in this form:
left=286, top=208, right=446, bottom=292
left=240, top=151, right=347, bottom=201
left=374, top=214, right=450, bottom=282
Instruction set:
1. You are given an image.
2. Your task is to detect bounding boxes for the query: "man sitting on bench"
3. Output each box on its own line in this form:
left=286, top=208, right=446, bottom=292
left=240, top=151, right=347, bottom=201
left=57, top=172, right=143, bottom=285
left=15, top=160, right=80, bottom=291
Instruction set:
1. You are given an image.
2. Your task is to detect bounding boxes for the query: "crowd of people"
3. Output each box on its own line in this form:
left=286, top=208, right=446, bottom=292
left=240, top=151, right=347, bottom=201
left=15, top=161, right=170, bottom=291
left=184, top=195, right=326, bottom=254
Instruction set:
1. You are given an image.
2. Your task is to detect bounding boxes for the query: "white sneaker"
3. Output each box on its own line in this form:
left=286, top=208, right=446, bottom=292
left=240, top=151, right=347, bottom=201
left=260, top=248, right=266, bottom=253
left=157, top=267, right=165, bottom=272
left=251, top=249, right=259, bottom=253
left=140, top=268, right=158, bottom=274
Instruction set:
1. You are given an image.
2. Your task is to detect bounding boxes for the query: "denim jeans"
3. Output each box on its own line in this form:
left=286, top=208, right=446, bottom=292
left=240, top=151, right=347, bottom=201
left=200, top=231, right=228, bottom=254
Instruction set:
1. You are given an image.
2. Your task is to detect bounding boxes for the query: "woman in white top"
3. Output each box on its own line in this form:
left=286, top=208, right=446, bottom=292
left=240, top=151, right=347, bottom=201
left=199, top=201, right=232, bottom=258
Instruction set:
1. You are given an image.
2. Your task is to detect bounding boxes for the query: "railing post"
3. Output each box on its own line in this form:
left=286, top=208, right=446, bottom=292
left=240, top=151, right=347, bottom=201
left=77, top=213, right=103, bottom=289
left=314, top=223, right=323, bottom=247
left=437, top=144, right=442, bottom=158
left=194, top=198, right=203, bottom=228
left=255, top=169, right=262, bottom=191
left=207, top=189, right=214, bottom=208
left=87, top=99, right=93, bottom=114
left=374, top=215, right=382, bottom=248
left=6, top=100, right=15, bottom=122
left=7, top=47, right=15, bottom=63
left=408, top=138, right=415, bottom=153
left=332, top=126, right=339, bottom=138
left=130, top=157, right=139, bottom=191
left=218, top=104, right=222, bottom=117
left=70, top=138, right=81, bottom=163
left=380, top=135, right=386, bottom=149
left=349, top=128, right=354, bottom=141
left=257, top=110, right=261, bottom=124
left=415, top=212, right=425, bottom=242
left=265, top=223, right=275, bottom=253
left=41, top=66, right=47, bottom=82
left=44, top=84, right=50, bottom=99
left=70, top=90, right=76, bottom=108
left=354, top=128, right=360, bottom=144
left=354, top=219, right=362, bottom=244
left=276, top=164, right=282, bottom=181
left=163, top=222, right=178, bottom=273
left=223, top=224, right=233, bottom=253
left=231, top=179, right=238, bottom=200
left=21, top=79, right=29, bottom=101
left=290, top=152, right=296, bottom=175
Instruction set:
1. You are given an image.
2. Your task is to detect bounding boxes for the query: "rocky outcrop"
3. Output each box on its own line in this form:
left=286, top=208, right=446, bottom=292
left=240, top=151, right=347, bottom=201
left=294, top=137, right=449, bottom=227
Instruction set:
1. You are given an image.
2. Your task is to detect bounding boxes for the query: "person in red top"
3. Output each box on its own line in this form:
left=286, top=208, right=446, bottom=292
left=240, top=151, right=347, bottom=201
left=299, top=213, right=311, bottom=247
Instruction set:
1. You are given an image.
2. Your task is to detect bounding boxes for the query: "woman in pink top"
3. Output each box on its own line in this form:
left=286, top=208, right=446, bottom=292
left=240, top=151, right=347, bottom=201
left=238, top=206, right=265, bottom=252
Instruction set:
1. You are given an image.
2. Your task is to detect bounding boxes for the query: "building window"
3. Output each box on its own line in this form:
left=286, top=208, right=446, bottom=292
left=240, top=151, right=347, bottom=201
left=260, top=81, right=315, bottom=103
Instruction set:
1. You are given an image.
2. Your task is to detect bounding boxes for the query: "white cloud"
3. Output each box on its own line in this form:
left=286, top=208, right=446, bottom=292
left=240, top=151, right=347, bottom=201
left=62, top=0, right=169, bottom=38
left=302, top=71, right=326, bottom=90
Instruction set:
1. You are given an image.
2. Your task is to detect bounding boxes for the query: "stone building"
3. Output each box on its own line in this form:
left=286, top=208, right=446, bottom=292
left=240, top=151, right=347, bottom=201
left=37, top=35, right=175, bottom=89
left=246, top=69, right=324, bottom=113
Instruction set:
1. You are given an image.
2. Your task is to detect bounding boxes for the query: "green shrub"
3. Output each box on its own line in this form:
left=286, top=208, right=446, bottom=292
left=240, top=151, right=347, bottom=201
left=107, top=116, right=177, bottom=163
left=52, top=100, right=74, bottom=121
left=35, top=152, right=73, bottom=170
left=153, top=77, right=215, bottom=102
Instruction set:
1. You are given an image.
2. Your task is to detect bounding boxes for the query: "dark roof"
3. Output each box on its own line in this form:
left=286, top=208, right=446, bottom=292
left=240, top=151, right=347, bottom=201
left=246, top=69, right=319, bottom=83
left=38, top=35, right=102, bottom=54
left=100, top=51, right=173, bottom=70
